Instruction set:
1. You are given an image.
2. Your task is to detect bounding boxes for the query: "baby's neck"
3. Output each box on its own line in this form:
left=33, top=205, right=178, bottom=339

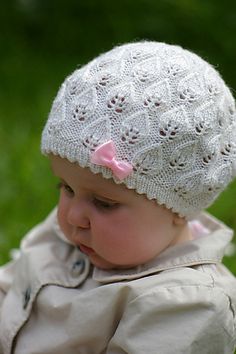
left=170, top=223, right=193, bottom=247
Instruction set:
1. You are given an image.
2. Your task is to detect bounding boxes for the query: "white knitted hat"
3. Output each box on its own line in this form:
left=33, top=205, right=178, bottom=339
left=41, top=41, right=236, bottom=218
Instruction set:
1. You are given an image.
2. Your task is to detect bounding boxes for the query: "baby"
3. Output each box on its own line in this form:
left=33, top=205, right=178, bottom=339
left=0, top=41, right=236, bottom=353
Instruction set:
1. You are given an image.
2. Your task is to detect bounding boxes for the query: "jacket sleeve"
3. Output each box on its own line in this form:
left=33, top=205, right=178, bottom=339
left=0, top=209, right=58, bottom=309
left=0, top=260, right=17, bottom=308
left=107, top=285, right=236, bottom=354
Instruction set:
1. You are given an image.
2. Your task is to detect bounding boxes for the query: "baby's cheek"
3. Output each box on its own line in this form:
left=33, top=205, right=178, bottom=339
left=95, top=223, right=125, bottom=249
left=57, top=203, right=65, bottom=224
left=57, top=204, right=70, bottom=236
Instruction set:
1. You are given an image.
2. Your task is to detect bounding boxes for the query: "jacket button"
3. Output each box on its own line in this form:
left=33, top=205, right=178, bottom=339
left=23, top=286, right=31, bottom=309
left=71, top=259, right=85, bottom=276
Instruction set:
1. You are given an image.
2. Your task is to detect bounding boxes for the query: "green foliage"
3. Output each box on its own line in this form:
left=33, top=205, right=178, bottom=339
left=0, top=0, right=236, bottom=274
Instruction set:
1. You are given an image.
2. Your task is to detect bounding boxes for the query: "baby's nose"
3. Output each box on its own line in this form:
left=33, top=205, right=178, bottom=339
left=67, top=199, right=91, bottom=229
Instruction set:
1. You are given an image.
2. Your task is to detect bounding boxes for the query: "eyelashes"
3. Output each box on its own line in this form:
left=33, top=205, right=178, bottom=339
left=92, top=198, right=119, bottom=210
left=57, top=182, right=74, bottom=195
left=56, top=181, right=120, bottom=211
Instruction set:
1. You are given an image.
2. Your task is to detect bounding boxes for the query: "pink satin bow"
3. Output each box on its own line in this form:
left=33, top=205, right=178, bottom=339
left=91, top=140, right=133, bottom=180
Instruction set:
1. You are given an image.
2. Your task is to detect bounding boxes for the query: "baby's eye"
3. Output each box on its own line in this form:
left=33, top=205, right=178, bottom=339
left=93, top=197, right=119, bottom=210
left=57, top=182, right=74, bottom=196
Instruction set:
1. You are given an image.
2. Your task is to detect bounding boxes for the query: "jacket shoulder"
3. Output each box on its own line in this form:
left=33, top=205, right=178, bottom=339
left=20, top=208, right=60, bottom=249
left=109, top=269, right=236, bottom=353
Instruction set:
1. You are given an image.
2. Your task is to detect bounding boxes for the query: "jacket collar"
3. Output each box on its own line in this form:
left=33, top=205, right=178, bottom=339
left=92, top=212, right=233, bottom=283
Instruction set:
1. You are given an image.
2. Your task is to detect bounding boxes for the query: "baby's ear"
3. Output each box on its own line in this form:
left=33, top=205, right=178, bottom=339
left=173, top=213, right=187, bottom=226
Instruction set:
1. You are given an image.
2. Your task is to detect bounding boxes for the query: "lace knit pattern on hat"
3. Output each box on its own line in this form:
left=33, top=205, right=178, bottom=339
left=41, top=41, right=236, bottom=218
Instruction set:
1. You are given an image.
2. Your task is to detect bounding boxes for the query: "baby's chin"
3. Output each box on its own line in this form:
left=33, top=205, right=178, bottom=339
left=89, top=254, right=140, bottom=271
left=86, top=253, right=115, bottom=270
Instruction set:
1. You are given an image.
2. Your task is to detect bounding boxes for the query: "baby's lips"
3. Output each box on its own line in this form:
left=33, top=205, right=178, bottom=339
left=79, top=244, right=95, bottom=256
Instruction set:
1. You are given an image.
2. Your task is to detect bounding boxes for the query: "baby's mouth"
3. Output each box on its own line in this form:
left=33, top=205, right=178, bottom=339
left=79, top=244, right=95, bottom=256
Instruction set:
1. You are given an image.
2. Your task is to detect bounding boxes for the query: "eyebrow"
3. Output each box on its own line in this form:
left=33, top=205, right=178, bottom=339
left=50, top=157, right=130, bottom=201
left=56, top=175, right=124, bottom=202
left=93, top=194, right=120, bottom=203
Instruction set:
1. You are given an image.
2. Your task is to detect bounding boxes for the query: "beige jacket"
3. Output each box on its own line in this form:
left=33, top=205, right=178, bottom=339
left=0, top=209, right=235, bottom=354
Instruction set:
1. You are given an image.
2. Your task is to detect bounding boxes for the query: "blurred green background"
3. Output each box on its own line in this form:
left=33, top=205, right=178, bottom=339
left=0, top=0, right=236, bottom=274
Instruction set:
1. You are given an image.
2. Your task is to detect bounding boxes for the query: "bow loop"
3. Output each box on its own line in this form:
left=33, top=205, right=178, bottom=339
left=91, top=140, right=133, bottom=180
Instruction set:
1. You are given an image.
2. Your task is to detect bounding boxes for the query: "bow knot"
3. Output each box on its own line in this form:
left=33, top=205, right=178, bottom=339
left=91, top=140, right=133, bottom=180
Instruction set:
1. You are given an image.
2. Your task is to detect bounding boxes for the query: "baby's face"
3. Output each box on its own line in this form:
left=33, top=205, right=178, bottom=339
left=50, top=155, right=189, bottom=270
